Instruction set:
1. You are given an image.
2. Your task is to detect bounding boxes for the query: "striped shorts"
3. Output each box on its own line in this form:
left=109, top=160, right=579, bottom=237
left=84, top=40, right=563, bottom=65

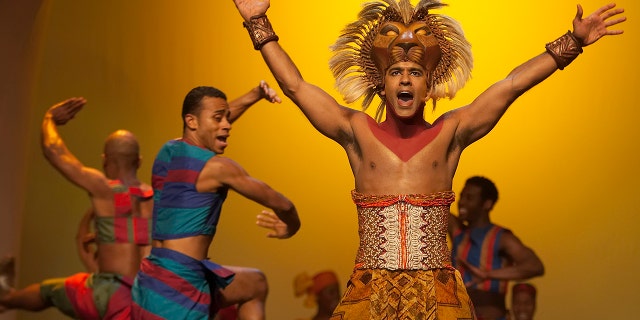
left=131, top=247, right=234, bottom=319
left=40, top=272, right=132, bottom=319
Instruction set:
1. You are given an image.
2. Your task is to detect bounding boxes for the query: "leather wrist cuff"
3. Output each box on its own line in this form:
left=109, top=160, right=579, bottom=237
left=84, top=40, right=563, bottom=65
left=545, top=31, right=583, bottom=70
left=243, top=14, right=279, bottom=50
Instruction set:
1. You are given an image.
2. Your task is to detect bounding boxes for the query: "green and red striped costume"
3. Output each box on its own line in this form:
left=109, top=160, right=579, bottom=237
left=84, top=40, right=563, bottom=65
left=39, top=180, right=152, bottom=319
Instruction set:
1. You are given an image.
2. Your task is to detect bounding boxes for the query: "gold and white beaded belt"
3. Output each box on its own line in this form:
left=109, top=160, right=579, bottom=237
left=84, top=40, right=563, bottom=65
left=351, top=190, right=455, bottom=270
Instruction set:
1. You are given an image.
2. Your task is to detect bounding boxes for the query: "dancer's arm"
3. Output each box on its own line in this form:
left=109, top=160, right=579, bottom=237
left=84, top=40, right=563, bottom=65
left=453, top=3, right=625, bottom=148
left=199, top=156, right=301, bottom=238
left=41, top=97, right=111, bottom=196
left=228, top=80, right=282, bottom=123
left=491, top=232, right=545, bottom=280
left=457, top=231, right=544, bottom=284
left=232, top=0, right=356, bottom=145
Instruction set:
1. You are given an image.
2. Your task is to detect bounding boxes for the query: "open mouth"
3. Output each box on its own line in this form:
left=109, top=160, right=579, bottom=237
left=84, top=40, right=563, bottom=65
left=217, top=135, right=228, bottom=143
left=398, top=91, right=414, bottom=104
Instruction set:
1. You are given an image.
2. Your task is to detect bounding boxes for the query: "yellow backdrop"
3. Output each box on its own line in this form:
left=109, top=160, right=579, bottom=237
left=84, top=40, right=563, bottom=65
left=11, top=0, right=639, bottom=319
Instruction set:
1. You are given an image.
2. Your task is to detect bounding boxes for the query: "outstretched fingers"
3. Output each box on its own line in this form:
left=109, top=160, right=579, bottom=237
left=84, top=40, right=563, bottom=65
left=259, top=80, right=282, bottom=104
left=601, top=5, right=626, bottom=35
left=573, top=2, right=626, bottom=46
left=49, top=97, right=86, bottom=125
left=58, top=97, right=85, bottom=112
left=256, top=210, right=287, bottom=238
left=256, top=210, right=276, bottom=228
left=593, top=2, right=617, bottom=16
left=603, top=13, right=626, bottom=34
left=66, top=97, right=86, bottom=113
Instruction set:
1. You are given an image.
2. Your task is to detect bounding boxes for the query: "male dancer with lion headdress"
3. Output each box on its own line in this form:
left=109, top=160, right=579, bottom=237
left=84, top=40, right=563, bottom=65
left=232, top=0, right=625, bottom=318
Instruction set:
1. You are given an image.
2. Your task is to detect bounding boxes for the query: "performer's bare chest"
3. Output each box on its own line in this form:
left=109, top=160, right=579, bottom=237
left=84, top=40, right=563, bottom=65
left=349, top=117, right=453, bottom=191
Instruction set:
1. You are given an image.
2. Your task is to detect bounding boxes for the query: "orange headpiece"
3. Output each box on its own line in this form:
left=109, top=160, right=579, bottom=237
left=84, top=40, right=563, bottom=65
left=330, top=0, right=473, bottom=120
left=310, top=271, right=339, bottom=294
left=512, top=283, right=537, bottom=298
left=294, top=270, right=340, bottom=308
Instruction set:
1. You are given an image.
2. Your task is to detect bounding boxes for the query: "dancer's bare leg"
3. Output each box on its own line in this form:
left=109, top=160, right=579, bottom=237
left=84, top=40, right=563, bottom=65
left=0, top=256, right=51, bottom=313
left=214, top=266, right=268, bottom=320
left=0, top=284, right=51, bottom=313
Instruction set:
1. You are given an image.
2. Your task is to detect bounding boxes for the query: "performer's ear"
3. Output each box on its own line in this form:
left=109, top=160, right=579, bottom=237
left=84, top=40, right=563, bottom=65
left=184, top=113, right=198, bottom=130
left=483, top=199, right=495, bottom=211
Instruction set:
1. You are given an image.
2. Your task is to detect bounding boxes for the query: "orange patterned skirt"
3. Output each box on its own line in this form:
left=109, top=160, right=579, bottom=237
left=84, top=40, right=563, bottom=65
left=330, top=268, right=476, bottom=320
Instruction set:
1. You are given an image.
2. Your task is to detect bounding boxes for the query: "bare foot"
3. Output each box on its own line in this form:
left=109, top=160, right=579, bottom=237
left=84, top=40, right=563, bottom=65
left=0, top=256, right=15, bottom=295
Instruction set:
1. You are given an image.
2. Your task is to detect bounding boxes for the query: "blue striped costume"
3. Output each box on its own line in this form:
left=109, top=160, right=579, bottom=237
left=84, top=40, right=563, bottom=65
left=452, top=223, right=509, bottom=319
left=451, top=224, right=509, bottom=294
left=132, top=139, right=234, bottom=320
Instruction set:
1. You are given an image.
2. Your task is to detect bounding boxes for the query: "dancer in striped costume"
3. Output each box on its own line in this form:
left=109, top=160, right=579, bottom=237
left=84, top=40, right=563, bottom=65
left=132, top=84, right=301, bottom=320
left=0, top=97, right=153, bottom=319
left=450, top=177, right=544, bottom=320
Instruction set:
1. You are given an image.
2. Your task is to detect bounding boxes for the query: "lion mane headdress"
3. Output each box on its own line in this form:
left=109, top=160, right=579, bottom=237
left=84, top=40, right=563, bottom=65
left=329, top=0, right=473, bottom=121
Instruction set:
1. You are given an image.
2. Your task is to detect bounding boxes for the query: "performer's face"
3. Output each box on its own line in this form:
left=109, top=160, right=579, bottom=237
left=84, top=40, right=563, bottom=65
left=511, top=291, right=536, bottom=320
left=381, top=61, right=428, bottom=118
left=189, top=96, right=231, bottom=154
left=458, top=184, right=485, bottom=223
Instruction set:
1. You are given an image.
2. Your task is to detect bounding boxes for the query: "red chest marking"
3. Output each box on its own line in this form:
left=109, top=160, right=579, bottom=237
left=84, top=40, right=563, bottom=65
left=367, top=117, right=443, bottom=162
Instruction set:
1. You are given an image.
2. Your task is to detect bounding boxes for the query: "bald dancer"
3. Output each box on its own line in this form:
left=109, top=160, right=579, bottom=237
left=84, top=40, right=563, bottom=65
left=0, top=98, right=153, bottom=319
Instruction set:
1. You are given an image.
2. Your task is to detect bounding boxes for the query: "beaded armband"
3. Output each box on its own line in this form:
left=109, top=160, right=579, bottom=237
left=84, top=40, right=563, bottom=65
left=243, top=14, right=279, bottom=50
left=545, top=31, right=583, bottom=70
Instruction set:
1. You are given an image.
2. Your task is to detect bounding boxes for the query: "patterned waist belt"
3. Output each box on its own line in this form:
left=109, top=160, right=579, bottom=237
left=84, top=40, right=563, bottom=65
left=352, top=190, right=454, bottom=270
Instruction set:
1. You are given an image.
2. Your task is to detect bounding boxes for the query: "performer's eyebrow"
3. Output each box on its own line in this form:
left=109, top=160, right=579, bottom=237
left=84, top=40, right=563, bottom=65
left=212, top=108, right=229, bottom=117
left=213, top=107, right=229, bottom=114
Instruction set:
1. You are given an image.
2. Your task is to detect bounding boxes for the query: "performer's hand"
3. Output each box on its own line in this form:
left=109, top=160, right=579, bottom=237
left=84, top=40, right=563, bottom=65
left=259, top=80, right=282, bottom=104
left=572, top=3, right=625, bottom=47
left=81, top=232, right=97, bottom=245
left=233, top=0, right=270, bottom=22
left=256, top=210, right=290, bottom=239
left=457, top=257, right=489, bottom=287
left=47, top=97, right=86, bottom=125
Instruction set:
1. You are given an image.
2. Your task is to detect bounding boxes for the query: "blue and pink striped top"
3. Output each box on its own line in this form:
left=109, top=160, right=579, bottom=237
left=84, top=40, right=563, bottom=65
left=151, top=139, right=227, bottom=240
left=452, top=224, right=509, bottom=294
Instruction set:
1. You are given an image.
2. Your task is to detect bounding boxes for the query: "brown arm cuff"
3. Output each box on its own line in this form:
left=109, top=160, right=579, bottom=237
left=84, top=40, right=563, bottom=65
left=545, top=31, right=583, bottom=70
left=243, top=14, right=279, bottom=50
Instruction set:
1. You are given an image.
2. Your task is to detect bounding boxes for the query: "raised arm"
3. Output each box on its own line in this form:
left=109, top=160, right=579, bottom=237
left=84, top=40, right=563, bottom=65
left=454, top=3, right=625, bottom=147
left=228, top=80, right=282, bottom=123
left=199, top=156, right=301, bottom=238
left=232, top=0, right=355, bottom=144
left=41, top=98, right=111, bottom=196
